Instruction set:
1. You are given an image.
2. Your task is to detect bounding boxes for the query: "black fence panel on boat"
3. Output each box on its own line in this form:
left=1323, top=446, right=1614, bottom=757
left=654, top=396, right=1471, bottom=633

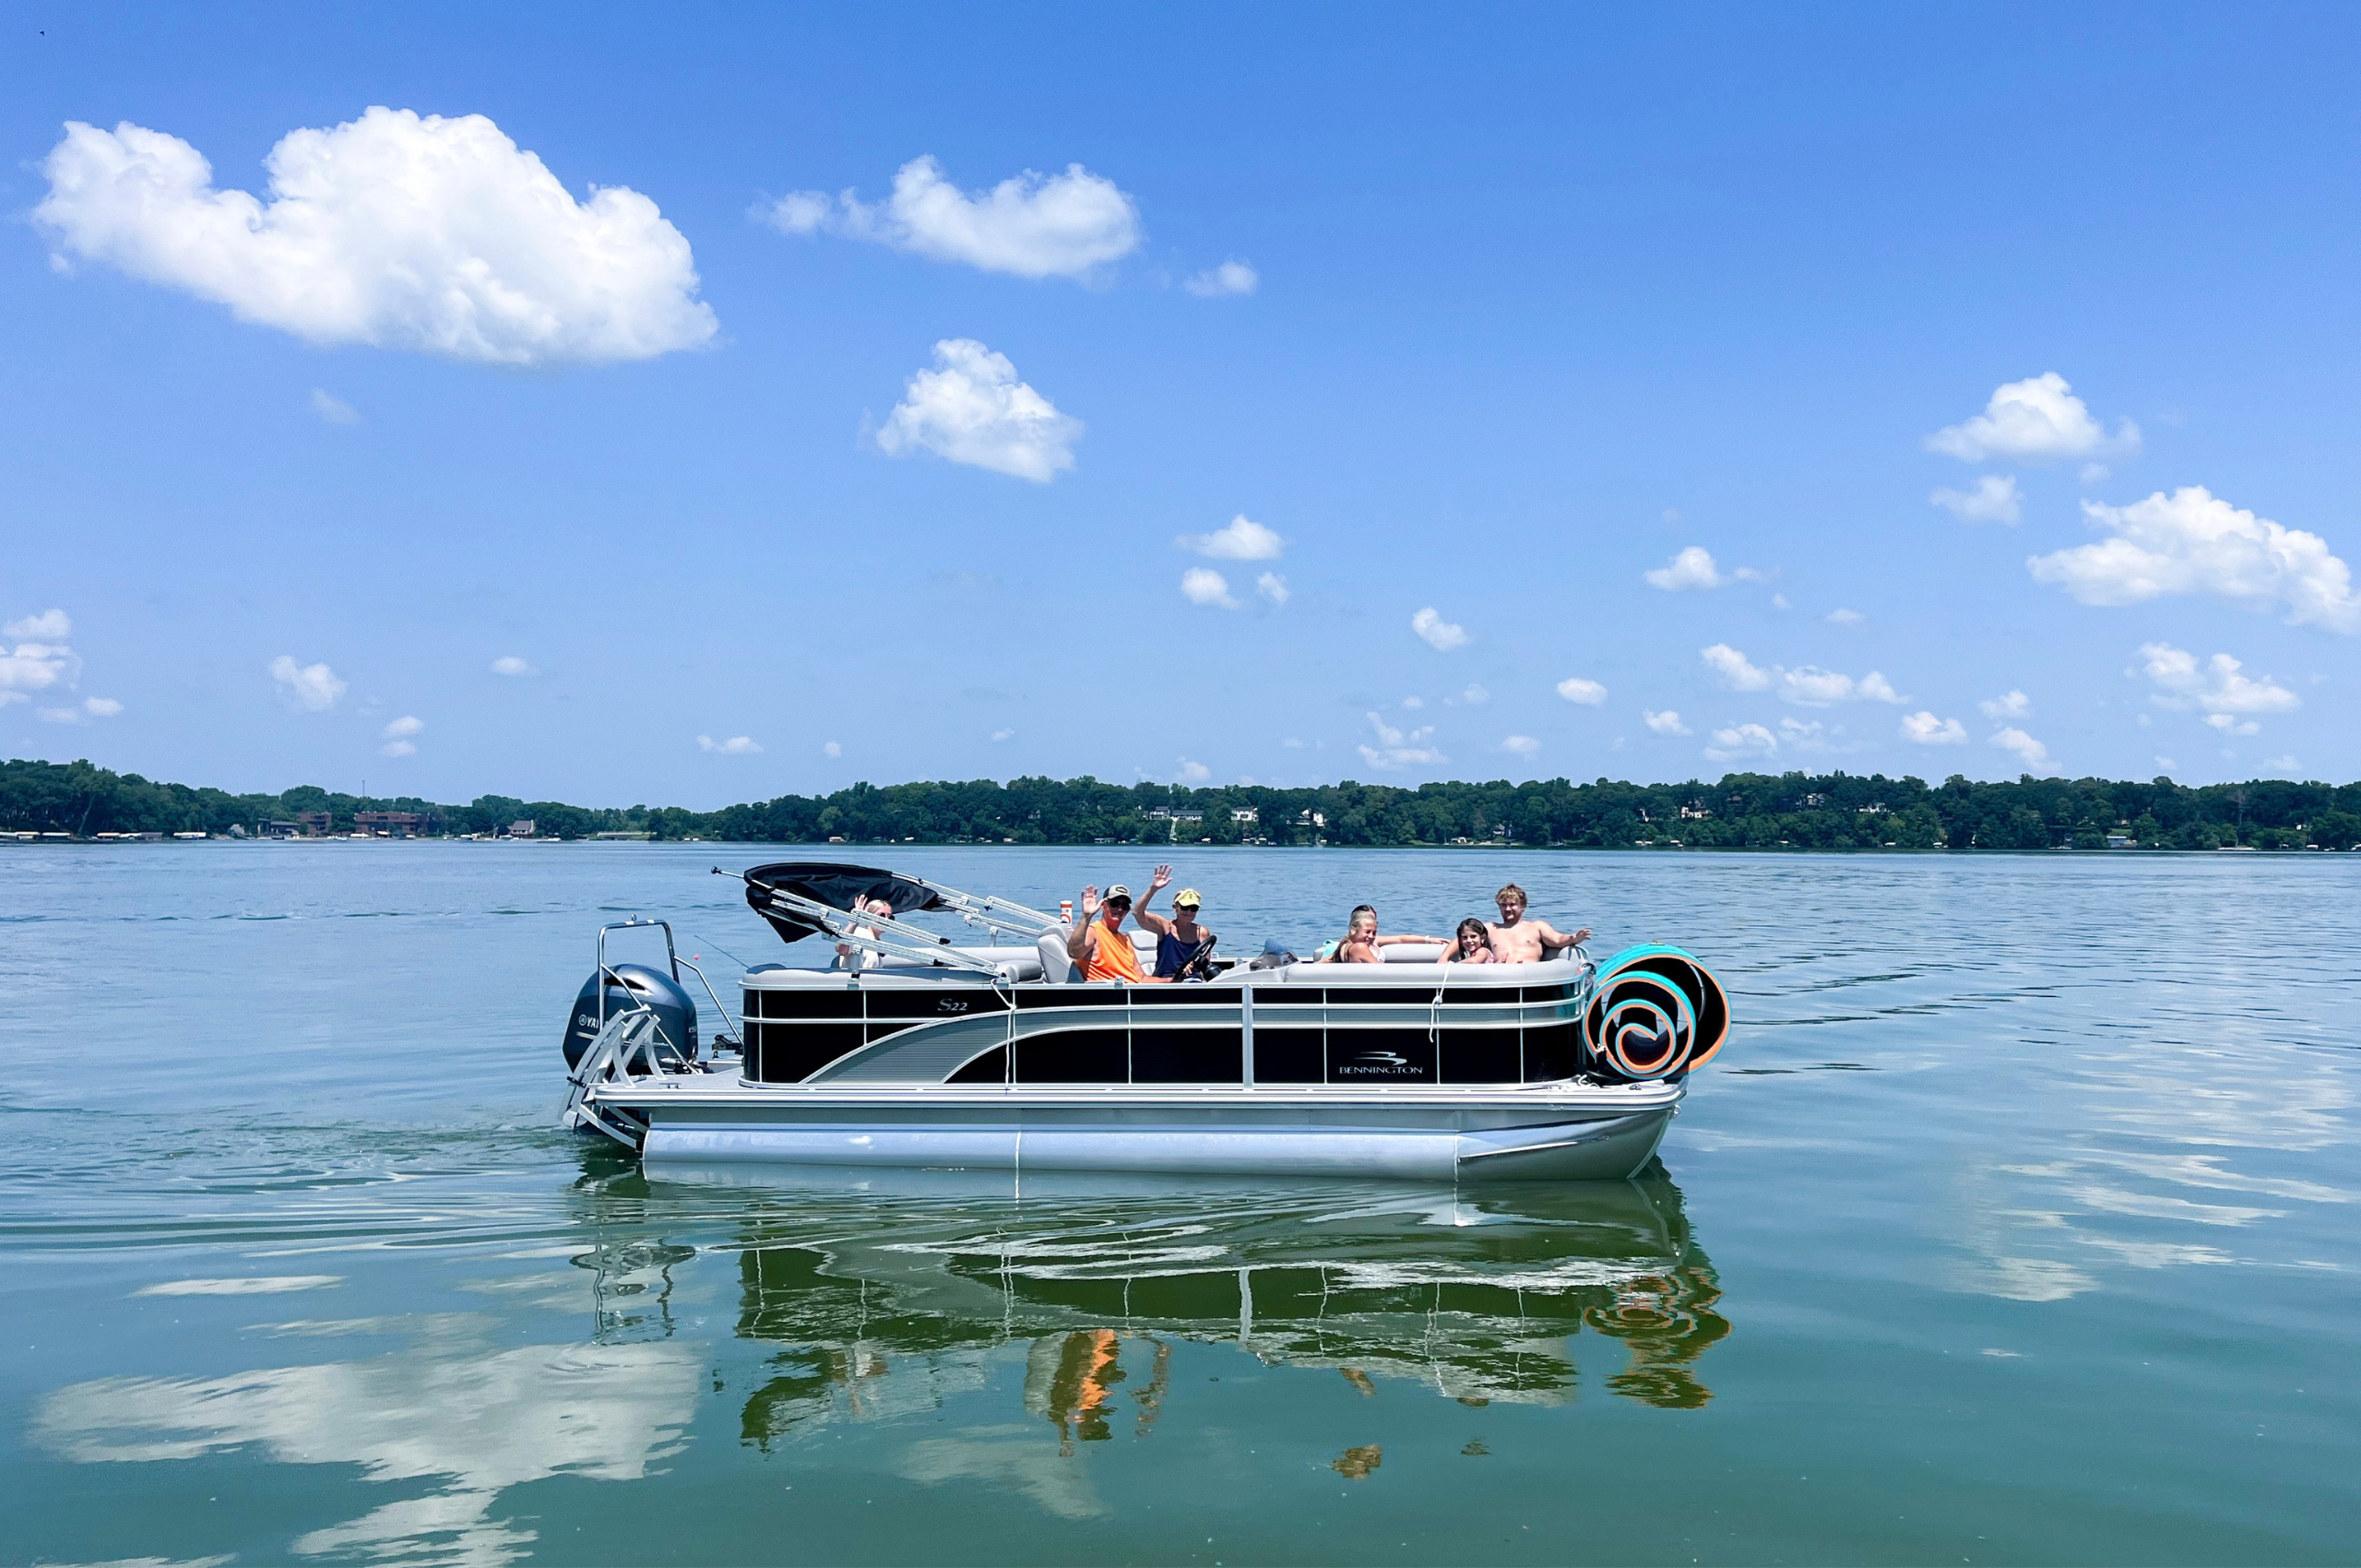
left=1016, top=1028, right=1130, bottom=1083
left=1326, top=1028, right=1438, bottom=1084
left=1441, top=1028, right=1522, bottom=1084
left=1252, top=1028, right=1323, bottom=1083
left=1133, top=1028, right=1244, bottom=1083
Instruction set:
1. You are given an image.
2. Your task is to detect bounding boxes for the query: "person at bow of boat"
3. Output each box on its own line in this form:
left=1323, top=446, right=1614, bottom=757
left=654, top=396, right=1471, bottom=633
left=1133, top=875, right=1218, bottom=980
left=1068, top=873, right=1174, bottom=982
left=1444, top=917, right=1498, bottom=963
left=1484, top=883, right=1591, bottom=964
left=1320, top=904, right=1444, bottom=963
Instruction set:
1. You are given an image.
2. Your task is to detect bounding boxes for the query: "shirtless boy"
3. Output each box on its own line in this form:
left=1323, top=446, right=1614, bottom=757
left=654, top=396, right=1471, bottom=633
left=1483, top=883, right=1591, bottom=964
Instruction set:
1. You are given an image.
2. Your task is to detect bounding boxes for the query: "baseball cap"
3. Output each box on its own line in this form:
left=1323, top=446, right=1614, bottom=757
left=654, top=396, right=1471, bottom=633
left=1174, top=888, right=1202, bottom=908
left=1104, top=884, right=1133, bottom=900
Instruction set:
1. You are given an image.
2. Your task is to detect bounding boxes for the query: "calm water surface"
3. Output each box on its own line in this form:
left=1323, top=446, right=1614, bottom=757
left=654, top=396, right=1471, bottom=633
left=4, top=843, right=2356, bottom=1565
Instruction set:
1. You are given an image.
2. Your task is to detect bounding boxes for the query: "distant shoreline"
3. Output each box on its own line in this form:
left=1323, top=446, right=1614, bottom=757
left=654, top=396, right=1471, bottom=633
left=6, top=754, right=2357, bottom=852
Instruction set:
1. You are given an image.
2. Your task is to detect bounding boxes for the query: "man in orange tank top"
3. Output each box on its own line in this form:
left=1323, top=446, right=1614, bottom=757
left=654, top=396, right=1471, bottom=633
left=1066, top=868, right=1175, bottom=982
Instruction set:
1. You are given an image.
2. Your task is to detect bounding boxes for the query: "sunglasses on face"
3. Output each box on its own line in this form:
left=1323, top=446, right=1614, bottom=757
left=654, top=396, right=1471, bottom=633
left=1106, top=897, right=1132, bottom=909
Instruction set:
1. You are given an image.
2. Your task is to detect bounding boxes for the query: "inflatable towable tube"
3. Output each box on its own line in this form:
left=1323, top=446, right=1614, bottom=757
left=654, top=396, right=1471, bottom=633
left=1581, top=944, right=1730, bottom=1082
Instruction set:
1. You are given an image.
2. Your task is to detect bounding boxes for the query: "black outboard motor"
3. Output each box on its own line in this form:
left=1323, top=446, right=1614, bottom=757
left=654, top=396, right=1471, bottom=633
left=561, top=963, right=698, bottom=1073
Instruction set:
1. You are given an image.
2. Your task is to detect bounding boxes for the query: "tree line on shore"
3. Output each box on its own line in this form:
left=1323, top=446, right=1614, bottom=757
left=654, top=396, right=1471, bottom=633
left=7, top=754, right=2361, bottom=850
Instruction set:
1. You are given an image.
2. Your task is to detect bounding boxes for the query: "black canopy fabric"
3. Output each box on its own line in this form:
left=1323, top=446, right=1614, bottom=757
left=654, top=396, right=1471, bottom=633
left=742, top=862, right=948, bottom=945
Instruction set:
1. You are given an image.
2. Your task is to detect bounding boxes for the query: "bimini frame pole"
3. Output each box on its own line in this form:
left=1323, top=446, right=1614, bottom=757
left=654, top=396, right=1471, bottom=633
left=900, top=877, right=1062, bottom=940
left=717, top=869, right=1014, bottom=976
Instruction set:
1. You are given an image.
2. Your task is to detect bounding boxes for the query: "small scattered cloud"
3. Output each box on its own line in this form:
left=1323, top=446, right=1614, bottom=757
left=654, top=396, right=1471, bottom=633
left=1183, top=259, right=1258, bottom=297
left=1555, top=676, right=1607, bottom=706
left=2155, top=755, right=2177, bottom=773
left=1926, top=373, right=2140, bottom=464
left=2132, top=642, right=2298, bottom=725
left=991, top=728, right=1015, bottom=742
left=823, top=741, right=842, bottom=758
left=1410, top=608, right=1468, bottom=651
left=697, top=734, right=762, bottom=754
left=1778, top=717, right=1832, bottom=751
left=1644, top=545, right=1741, bottom=591
left=83, top=695, right=124, bottom=718
left=38, top=697, right=121, bottom=724
left=2029, top=487, right=2358, bottom=633
left=1703, top=722, right=1777, bottom=761
left=309, top=387, right=360, bottom=424
left=1930, top=474, right=2023, bottom=525
left=2262, top=754, right=2298, bottom=775
left=1500, top=734, right=1541, bottom=756
left=1643, top=709, right=1691, bottom=736
left=1700, top=644, right=1773, bottom=691
left=1180, top=568, right=1239, bottom=608
left=1900, top=710, right=1967, bottom=744
left=1283, top=737, right=1308, bottom=749
left=1990, top=727, right=2052, bottom=772
left=378, top=714, right=423, bottom=756
left=1449, top=684, right=1489, bottom=707
left=757, top=155, right=1141, bottom=279
left=1401, top=696, right=1425, bottom=710
left=1825, top=608, right=1866, bottom=626
left=877, top=339, right=1080, bottom=482
left=38, top=110, right=716, bottom=365
left=5, top=609, right=70, bottom=639
left=1980, top=690, right=2032, bottom=719
left=1254, top=572, right=1289, bottom=606
left=1358, top=712, right=1443, bottom=770
left=1177, top=757, right=1211, bottom=783
left=1701, top=644, right=1900, bottom=706
left=489, top=655, right=538, bottom=677
left=268, top=655, right=345, bottom=711
left=1178, top=514, right=1285, bottom=560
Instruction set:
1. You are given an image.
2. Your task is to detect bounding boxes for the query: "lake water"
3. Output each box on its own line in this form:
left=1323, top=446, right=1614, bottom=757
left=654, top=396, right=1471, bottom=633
left=4, top=843, right=2356, bottom=1566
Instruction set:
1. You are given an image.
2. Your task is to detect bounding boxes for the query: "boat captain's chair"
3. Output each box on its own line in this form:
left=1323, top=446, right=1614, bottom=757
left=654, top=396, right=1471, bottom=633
left=1035, top=927, right=1082, bottom=983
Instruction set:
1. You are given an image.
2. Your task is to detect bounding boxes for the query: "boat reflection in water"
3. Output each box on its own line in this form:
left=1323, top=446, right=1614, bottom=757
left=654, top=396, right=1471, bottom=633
left=588, top=1159, right=1730, bottom=1461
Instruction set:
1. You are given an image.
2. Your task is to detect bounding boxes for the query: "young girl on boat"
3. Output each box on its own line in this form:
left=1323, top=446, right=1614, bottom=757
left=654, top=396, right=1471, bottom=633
left=1444, top=917, right=1497, bottom=964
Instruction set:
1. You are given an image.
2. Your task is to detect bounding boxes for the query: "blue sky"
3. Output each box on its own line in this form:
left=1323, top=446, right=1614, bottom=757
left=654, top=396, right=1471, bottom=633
left=4, top=3, right=2357, bottom=805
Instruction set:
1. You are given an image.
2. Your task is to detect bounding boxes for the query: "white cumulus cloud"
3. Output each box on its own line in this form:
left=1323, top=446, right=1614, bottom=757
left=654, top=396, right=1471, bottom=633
left=37, top=110, right=715, bottom=366
left=268, top=656, right=345, bottom=712
left=1177, top=757, right=1212, bottom=783
left=1501, top=734, right=1541, bottom=757
left=1930, top=474, right=2023, bottom=525
left=1926, top=373, right=2139, bottom=464
left=991, top=728, right=1015, bottom=742
left=1410, top=608, right=1469, bottom=651
left=1358, top=712, right=1444, bottom=770
left=1825, top=608, right=1866, bottom=626
left=1701, top=644, right=1899, bottom=706
left=1555, top=676, right=1608, bottom=706
left=1180, top=568, right=1239, bottom=608
left=1703, top=722, right=1777, bottom=762
left=1184, top=260, right=1258, bottom=297
left=823, top=741, right=842, bottom=759
left=1700, top=644, right=1773, bottom=691
left=6, top=609, right=70, bottom=639
left=1644, top=546, right=1732, bottom=590
left=1452, top=684, right=1489, bottom=707
left=698, top=734, right=763, bottom=754
left=1980, top=690, right=2032, bottom=719
left=2131, top=642, right=2299, bottom=723
left=489, top=656, right=538, bottom=677
left=760, top=155, right=1140, bottom=279
left=1991, top=727, right=2052, bottom=772
left=1255, top=572, right=1289, bottom=606
left=1643, top=709, right=1691, bottom=736
left=876, top=339, right=1080, bottom=482
left=83, top=696, right=124, bottom=718
left=2028, top=487, right=2358, bottom=633
left=379, top=715, right=423, bottom=756
left=1179, top=515, right=1285, bottom=559
left=1900, top=710, right=1967, bottom=744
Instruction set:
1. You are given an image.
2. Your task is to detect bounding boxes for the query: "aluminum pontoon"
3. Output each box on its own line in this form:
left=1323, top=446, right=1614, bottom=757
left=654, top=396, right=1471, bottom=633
left=561, top=862, right=1730, bottom=1182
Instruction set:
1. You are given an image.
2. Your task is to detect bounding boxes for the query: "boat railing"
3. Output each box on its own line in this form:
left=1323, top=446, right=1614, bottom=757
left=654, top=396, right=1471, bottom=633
left=564, top=1005, right=672, bottom=1148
